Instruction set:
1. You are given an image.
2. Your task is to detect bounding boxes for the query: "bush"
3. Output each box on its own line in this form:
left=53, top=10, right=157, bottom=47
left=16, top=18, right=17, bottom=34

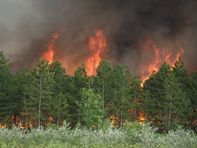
left=0, top=122, right=196, bottom=147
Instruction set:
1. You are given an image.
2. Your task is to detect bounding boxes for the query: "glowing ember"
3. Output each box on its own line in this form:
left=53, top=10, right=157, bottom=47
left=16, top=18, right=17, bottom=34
left=138, top=111, right=145, bottom=125
left=86, top=30, right=107, bottom=76
left=140, top=42, right=184, bottom=87
left=0, top=123, right=7, bottom=128
left=110, top=115, right=118, bottom=128
left=43, top=32, right=59, bottom=64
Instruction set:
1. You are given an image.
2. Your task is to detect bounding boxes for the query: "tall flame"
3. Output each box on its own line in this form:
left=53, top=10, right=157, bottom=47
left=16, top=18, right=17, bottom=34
left=86, top=30, right=107, bottom=76
left=43, top=32, right=59, bottom=64
left=140, top=41, right=184, bottom=86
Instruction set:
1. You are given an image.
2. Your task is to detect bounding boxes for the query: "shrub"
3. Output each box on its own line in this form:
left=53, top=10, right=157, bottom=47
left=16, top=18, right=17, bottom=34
left=0, top=122, right=196, bottom=147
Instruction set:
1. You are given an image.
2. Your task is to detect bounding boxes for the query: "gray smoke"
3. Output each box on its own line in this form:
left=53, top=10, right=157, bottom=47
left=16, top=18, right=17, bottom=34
left=0, top=0, right=196, bottom=73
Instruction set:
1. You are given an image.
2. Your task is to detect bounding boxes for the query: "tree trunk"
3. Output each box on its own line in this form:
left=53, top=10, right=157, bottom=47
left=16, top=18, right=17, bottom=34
left=38, top=77, right=42, bottom=129
left=102, top=78, right=105, bottom=110
left=57, top=98, right=61, bottom=126
left=168, top=100, right=172, bottom=128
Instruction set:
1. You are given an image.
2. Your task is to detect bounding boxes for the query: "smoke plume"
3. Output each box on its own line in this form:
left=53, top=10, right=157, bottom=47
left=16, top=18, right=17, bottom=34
left=0, top=0, right=196, bottom=74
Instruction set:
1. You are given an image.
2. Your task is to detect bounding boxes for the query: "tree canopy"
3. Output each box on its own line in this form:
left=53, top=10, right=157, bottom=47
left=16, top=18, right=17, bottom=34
left=0, top=51, right=196, bottom=131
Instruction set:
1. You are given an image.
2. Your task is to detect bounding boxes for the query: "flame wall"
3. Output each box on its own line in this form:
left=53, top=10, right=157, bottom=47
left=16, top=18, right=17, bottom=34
left=0, top=0, right=197, bottom=74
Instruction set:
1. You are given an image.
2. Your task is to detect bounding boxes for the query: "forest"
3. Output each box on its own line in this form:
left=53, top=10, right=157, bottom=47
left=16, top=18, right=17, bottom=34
left=0, top=51, right=196, bottom=132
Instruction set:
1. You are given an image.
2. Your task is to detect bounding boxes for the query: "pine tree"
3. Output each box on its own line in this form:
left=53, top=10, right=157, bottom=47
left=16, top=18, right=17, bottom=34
left=14, top=69, right=33, bottom=125
left=81, top=88, right=104, bottom=128
left=21, top=60, right=54, bottom=128
left=173, top=58, right=193, bottom=123
left=189, top=72, right=197, bottom=129
left=144, top=62, right=191, bottom=130
left=109, top=64, right=133, bottom=126
left=165, top=70, right=190, bottom=128
left=50, top=61, right=68, bottom=125
left=0, top=51, right=16, bottom=123
left=67, top=64, right=88, bottom=126
left=129, top=76, right=143, bottom=122
left=94, top=60, right=112, bottom=118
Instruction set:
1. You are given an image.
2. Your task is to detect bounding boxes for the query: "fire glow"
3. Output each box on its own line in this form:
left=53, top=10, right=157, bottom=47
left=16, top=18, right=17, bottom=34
left=140, top=41, right=184, bottom=86
left=43, top=32, right=59, bottom=64
left=42, top=30, right=107, bottom=76
left=86, top=30, right=107, bottom=76
left=42, top=31, right=184, bottom=83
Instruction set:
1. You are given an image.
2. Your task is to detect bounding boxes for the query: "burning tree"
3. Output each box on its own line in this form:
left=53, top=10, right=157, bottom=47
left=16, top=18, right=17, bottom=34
left=140, top=40, right=184, bottom=86
left=0, top=49, right=196, bottom=131
left=86, top=30, right=107, bottom=76
left=43, top=33, right=59, bottom=64
left=143, top=62, right=192, bottom=130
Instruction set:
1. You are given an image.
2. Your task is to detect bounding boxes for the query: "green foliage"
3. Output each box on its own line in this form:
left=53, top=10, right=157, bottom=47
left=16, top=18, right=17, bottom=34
left=0, top=123, right=196, bottom=148
left=95, top=63, right=137, bottom=127
left=94, top=60, right=112, bottom=117
left=189, top=72, right=197, bottom=131
left=49, top=61, right=68, bottom=125
left=0, top=51, right=196, bottom=131
left=20, top=60, right=54, bottom=127
left=144, top=62, right=192, bottom=130
left=81, top=88, right=104, bottom=128
left=67, top=65, right=88, bottom=126
left=0, top=51, right=17, bottom=122
left=173, top=58, right=193, bottom=120
left=109, top=64, right=139, bottom=126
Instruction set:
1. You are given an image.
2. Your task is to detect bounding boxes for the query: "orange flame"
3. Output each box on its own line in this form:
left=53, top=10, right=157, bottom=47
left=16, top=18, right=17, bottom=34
left=86, top=30, right=107, bottom=76
left=138, top=111, right=145, bottom=125
left=140, top=41, right=184, bottom=86
left=43, top=32, right=59, bottom=64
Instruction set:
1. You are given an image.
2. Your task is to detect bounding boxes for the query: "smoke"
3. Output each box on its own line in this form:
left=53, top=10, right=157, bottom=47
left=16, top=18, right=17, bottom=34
left=0, top=0, right=196, bottom=73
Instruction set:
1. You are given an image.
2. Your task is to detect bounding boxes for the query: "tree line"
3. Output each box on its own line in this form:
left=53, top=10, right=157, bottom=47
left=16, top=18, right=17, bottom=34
left=0, top=51, right=196, bottom=131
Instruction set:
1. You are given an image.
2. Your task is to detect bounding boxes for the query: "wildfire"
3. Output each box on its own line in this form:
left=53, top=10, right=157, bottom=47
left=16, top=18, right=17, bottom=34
left=140, top=41, right=184, bottom=87
left=86, top=30, right=107, bottom=76
left=43, top=32, right=59, bottom=64
left=42, top=30, right=107, bottom=76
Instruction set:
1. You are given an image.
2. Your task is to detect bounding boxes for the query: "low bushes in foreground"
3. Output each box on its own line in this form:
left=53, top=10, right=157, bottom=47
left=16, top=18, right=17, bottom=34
left=0, top=122, right=196, bottom=148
